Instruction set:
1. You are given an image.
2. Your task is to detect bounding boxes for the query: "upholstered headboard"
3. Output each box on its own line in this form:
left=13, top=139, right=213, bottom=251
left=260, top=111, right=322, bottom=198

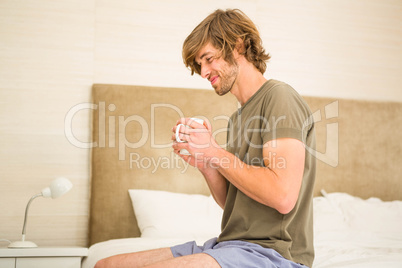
left=88, top=84, right=402, bottom=246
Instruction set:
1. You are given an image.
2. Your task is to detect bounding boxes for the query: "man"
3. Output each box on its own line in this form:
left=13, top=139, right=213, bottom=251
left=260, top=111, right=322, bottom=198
left=96, top=8, right=315, bottom=268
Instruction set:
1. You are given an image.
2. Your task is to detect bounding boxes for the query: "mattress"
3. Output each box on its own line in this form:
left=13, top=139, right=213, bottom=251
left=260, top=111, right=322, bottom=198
left=82, top=192, right=402, bottom=268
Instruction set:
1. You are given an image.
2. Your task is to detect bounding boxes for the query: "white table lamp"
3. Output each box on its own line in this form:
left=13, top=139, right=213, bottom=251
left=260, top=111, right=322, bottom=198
left=8, top=177, right=73, bottom=248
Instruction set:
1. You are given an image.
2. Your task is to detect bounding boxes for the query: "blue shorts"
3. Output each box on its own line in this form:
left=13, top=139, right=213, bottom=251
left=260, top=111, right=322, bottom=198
left=170, top=237, right=306, bottom=268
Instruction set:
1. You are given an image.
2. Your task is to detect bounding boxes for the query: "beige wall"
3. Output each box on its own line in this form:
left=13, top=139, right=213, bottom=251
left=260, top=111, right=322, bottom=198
left=0, top=0, right=401, bottom=247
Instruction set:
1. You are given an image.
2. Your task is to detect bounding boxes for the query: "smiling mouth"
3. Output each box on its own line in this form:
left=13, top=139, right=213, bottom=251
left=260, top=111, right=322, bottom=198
left=210, top=76, right=219, bottom=85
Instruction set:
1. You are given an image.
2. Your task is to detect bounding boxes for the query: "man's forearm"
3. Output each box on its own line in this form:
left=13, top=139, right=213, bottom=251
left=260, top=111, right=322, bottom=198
left=199, top=165, right=227, bottom=209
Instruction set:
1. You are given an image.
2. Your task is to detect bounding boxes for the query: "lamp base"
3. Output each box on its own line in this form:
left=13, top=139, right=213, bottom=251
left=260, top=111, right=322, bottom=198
left=8, top=240, right=38, bottom=248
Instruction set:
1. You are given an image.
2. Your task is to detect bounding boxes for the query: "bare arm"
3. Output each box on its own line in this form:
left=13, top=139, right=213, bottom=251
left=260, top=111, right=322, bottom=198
left=173, top=118, right=305, bottom=213
left=213, top=138, right=305, bottom=214
left=198, top=165, right=227, bottom=209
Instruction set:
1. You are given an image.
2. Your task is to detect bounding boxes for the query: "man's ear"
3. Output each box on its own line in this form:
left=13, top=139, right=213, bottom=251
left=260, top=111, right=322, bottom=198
left=235, top=38, right=245, bottom=55
left=233, top=38, right=246, bottom=58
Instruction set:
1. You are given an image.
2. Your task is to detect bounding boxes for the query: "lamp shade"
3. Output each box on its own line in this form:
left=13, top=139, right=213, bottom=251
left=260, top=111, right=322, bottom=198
left=41, top=177, right=73, bottom=199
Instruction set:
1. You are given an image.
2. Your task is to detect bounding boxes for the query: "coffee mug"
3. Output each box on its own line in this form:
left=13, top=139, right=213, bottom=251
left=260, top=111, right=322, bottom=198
left=175, top=118, right=204, bottom=155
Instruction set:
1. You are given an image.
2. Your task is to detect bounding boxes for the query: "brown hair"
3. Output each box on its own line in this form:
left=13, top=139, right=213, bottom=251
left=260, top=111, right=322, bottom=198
left=182, top=9, right=271, bottom=75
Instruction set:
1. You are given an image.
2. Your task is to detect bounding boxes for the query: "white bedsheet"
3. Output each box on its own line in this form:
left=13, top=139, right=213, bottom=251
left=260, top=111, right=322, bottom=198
left=82, top=193, right=402, bottom=268
left=312, top=192, right=402, bottom=267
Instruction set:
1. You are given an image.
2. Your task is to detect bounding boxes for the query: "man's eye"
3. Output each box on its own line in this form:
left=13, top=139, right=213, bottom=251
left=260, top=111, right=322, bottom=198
left=207, top=57, right=213, bottom=62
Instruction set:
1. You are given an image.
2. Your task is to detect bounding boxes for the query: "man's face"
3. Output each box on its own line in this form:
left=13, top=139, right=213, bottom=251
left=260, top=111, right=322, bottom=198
left=195, top=43, right=239, bottom=96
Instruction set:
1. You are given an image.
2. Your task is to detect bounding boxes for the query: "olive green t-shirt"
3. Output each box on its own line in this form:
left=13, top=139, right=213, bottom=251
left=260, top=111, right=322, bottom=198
left=217, top=79, right=316, bottom=267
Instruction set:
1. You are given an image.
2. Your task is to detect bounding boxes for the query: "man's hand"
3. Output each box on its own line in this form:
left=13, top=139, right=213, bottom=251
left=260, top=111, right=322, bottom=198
left=172, top=118, right=221, bottom=169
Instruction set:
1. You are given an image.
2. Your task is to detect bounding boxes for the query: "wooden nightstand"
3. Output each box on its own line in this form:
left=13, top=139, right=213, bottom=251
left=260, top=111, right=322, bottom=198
left=0, top=247, right=88, bottom=268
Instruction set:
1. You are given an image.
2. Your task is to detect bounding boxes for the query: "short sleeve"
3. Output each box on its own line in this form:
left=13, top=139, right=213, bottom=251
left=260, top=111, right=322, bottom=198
left=261, top=84, right=313, bottom=145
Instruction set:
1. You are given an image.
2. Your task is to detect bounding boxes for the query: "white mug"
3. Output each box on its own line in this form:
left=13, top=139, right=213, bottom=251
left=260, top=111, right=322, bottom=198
left=175, top=118, right=204, bottom=155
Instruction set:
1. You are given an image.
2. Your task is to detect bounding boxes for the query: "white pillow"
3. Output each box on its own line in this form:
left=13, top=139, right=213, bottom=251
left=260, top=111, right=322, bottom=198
left=336, top=194, right=402, bottom=239
left=313, top=195, right=348, bottom=233
left=314, top=192, right=402, bottom=240
left=128, top=189, right=223, bottom=239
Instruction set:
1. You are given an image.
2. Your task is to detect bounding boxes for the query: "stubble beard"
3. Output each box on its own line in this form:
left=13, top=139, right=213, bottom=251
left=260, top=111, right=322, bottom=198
left=214, top=61, right=239, bottom=96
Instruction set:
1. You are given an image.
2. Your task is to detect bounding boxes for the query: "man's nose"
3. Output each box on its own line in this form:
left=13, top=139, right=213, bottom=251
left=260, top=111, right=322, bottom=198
left=200, top=65, right=210, bottom=79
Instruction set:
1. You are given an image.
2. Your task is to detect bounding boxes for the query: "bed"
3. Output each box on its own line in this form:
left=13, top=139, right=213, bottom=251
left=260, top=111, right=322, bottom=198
left=82, top=84, right=402, bottom=268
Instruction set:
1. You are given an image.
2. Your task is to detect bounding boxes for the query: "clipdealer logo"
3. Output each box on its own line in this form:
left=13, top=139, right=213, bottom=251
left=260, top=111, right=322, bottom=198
left=64, top=100, right=339, bottom=168
left=306, top=100, right=339, bottom=167
left=64, top=102, right=229, bottom=161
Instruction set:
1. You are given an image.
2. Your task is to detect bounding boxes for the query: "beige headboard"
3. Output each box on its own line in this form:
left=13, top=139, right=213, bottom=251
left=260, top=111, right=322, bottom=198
left=89, top=84, right=402, bottom=246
